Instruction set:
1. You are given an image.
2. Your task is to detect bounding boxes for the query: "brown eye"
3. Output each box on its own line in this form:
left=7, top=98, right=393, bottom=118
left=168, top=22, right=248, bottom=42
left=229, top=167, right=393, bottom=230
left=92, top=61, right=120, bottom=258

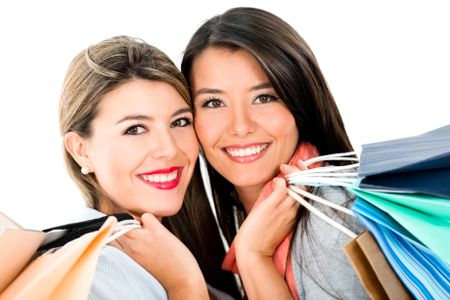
left=125, top=125, right=146, bottom=135
left=202, top=98, right=224, bottom=108
left=254, top=94, right=278, bottom=104
left=171, top=117, right=192, bottom=128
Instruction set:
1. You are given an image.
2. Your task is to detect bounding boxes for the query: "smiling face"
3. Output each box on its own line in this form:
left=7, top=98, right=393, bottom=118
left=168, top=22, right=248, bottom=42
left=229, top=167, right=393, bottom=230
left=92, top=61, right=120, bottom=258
left=80, top=79, right=198, bottom=218
left=191, top=47, right=298, bottom=204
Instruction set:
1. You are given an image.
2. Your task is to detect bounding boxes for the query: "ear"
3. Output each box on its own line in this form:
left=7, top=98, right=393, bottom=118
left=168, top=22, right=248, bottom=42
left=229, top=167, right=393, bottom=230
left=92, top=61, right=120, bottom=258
left=64, top=131, right=93, bottom=172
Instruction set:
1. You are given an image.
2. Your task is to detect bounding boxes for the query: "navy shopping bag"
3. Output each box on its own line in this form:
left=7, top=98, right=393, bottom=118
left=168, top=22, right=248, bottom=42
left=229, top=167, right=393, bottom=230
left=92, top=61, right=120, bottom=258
left=358, top=124, right=450, bottom=198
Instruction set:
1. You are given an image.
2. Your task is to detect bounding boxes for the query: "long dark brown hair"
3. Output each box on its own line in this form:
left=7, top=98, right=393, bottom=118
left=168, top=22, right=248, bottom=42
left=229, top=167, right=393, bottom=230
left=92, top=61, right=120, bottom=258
left=181, top=7, right=354, bottom=297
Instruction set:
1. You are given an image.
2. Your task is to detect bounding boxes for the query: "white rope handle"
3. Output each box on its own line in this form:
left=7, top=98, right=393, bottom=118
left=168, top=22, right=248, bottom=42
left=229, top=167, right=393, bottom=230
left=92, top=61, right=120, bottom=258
left=285, top=151, right=360, bottom=238
left=199, top=152, right=230, bottom=252
left=105, top=219, right=141, bottom=244
left=303, top=151, right=359, bottom=166
left=289, top=186, right=355, bottom=216
left=288, top=163, right=360, bottom=175
left=287, top=152, right=359, bottom=188
left=199, top=151, right=244, bottom=297
left=287, top=187, right=357, bottom=238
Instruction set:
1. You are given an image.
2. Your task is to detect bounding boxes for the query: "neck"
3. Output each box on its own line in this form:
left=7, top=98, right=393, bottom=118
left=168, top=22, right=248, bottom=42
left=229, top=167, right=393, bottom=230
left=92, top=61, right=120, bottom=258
left=98, top=199, right=158, bottom=222
left=235, top=184, right=264, bottom=214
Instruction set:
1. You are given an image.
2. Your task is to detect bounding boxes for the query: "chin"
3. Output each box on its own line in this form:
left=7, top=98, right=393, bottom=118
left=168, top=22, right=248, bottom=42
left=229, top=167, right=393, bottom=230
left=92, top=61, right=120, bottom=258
left=230, top=173, right=273, bottom=187
left=154, top=202, right=184, bottom=218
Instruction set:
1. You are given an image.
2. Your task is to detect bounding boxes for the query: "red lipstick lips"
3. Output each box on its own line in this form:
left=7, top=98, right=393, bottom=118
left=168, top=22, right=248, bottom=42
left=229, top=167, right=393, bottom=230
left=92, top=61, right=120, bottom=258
left=138, top=166, right=183, bottom=190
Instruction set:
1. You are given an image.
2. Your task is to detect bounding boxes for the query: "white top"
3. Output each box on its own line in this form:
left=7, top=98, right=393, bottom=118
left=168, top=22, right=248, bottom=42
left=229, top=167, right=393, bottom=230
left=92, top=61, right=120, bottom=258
left=81, top=208, right=167, bottom=300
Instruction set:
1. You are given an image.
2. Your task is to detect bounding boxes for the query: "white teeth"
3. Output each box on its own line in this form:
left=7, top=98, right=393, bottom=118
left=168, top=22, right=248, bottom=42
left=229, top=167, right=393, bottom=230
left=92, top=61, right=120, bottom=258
left=142, top=170, right=178, bottom=183
left=226, top=144, right=268, bottom=157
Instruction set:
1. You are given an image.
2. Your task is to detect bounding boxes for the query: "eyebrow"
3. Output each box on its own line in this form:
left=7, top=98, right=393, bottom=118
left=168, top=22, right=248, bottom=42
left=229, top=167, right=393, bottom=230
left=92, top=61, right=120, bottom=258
left=194, top=82, right=273, bottom=98
left=116, top=107, right=192, bottom=125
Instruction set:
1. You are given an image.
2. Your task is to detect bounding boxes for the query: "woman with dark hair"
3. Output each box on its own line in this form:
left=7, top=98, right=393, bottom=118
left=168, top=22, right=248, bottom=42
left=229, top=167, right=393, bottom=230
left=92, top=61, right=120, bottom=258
left=182, top=7, right=368, bottom=299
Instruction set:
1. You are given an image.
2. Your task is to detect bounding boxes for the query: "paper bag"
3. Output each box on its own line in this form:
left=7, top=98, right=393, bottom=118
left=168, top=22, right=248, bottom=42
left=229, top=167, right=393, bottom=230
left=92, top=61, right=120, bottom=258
left=0, top=216, right=116, bottom=300
left=344, top=231, right=412, bottom=300
left=0, top=228, right=46, bottom=292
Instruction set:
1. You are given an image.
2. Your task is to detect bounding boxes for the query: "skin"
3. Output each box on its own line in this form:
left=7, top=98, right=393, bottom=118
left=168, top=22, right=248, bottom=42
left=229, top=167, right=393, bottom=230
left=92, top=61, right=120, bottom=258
left=191, top=47, right=303, bottom=299
left=64, top=79, right=208, bottom=299
left=191, top=47, right=299, bottom=212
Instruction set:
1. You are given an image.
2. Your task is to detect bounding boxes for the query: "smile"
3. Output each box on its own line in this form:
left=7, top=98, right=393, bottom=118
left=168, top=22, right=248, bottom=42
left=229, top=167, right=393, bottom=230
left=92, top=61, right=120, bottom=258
left=223, top=143, right=270, bottom=163
left=138, top=166, right=183, bottom=190
left=142, top=170, right=178, bottom=183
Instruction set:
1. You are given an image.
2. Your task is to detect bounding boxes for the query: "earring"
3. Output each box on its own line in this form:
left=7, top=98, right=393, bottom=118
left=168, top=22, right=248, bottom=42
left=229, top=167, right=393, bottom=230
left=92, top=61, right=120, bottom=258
left=81, top=166, right=90, bottom=175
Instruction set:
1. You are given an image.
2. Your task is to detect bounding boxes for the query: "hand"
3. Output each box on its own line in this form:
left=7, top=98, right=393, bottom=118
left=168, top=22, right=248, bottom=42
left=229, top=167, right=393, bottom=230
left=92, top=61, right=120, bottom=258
left=281, top=159, right=310, bottom=193
left=234, top=177, right=299, bottom=258
left=110, top=213, right=208, bottom=299
left=280, top=159, right=308, bottom=178
left=234, top=178, right=298, bottom=299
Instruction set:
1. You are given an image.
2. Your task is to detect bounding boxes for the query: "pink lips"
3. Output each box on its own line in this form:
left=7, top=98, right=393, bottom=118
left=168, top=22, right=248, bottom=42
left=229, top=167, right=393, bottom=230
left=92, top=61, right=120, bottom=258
left=223, top=143, right=270, bottom=164
left=138, top=166, right=183, bottom=190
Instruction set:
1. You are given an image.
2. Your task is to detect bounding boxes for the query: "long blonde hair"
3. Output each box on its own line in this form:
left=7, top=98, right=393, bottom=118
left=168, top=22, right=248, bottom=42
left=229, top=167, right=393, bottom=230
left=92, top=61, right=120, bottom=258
left=59, top=35, right=190, bottom=208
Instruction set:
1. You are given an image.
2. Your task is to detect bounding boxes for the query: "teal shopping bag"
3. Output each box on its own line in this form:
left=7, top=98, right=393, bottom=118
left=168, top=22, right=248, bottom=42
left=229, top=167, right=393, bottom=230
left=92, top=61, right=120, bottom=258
left=349, top=186, right=450, bottom=265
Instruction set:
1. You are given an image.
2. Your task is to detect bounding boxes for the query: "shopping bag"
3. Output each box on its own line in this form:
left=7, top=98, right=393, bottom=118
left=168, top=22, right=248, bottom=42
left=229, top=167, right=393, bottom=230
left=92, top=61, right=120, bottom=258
left=285, top=186, right=410, bottom=299
left=343, top=231, right=412, bottom=300
left=349, top=186, right=450, bottom=265
left=358, top=124, right=450, bottom=198
left=359, top=124, right=450, bottom=176
left=359, top=166, right=450, bottom=199
left=0, top=212, right=48, bottom=293
left=286, top=152, right=448, bottom=299
left=0, top=215, right=140, bottom=300
left=353, top=198, right=450, bottom=300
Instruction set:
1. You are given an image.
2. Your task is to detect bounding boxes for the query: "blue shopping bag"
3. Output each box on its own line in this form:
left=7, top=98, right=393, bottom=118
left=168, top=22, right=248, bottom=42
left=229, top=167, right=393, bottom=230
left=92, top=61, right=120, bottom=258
left=349, top=186, right=450, bottom=265
left=352, top=198, right=450, bottom=300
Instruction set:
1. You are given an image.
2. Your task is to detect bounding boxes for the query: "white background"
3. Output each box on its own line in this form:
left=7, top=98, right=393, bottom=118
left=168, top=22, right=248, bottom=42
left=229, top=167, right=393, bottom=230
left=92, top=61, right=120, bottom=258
left=1, top=0, right=448, bottom=229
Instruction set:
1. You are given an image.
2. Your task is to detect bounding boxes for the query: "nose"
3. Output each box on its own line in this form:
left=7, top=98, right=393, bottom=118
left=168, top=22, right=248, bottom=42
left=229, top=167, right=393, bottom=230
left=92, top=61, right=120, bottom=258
left=150, top=128, right=178, bottom=160
left=228, top=104, right=256, bottom=137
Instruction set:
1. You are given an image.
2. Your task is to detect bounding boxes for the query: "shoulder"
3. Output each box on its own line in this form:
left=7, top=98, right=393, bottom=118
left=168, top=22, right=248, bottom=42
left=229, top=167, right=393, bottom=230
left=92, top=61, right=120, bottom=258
left=290, top=187, right=368, bottom=299
left=89, top=245, right=167, bottom=300
left=292, top=187, right=363, bottom=253
left=79, top=207, right=105, bottom=220
left=313, top=186, right=365, bottom=237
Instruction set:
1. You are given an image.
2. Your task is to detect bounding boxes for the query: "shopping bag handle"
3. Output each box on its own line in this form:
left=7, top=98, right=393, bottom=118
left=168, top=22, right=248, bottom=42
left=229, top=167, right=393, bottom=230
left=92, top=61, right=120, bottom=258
left=286, top=152, right=359, bottom=238
left=38, top=213, right=134, bottom=251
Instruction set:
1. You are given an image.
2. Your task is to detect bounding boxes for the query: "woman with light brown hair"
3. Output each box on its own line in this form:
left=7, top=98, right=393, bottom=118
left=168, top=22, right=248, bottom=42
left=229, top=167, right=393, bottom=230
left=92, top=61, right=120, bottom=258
left=59, top=35, right=236, bottom=299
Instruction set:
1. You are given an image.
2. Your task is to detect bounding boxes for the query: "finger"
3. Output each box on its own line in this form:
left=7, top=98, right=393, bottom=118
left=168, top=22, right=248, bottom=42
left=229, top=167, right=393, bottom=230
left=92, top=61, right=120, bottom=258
left=280, top=163, right=299, bottom=175
left=296, top=159, right=308, bottom=170
left=141, top=212, right=159, bottom=227
left=265, top=178, right=288, bottom=205
left=272, top=177, right=288, bottom=196
left=280, top=194, right=300, bottom=209
left=271, top=177, right=287, bottom=190
left=108, top=236, right=125, bottom=251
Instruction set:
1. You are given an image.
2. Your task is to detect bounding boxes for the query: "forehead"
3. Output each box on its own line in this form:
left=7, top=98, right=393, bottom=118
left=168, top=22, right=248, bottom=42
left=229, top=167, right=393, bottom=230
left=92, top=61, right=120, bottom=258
left=96, top=79, right=189, bottom=120
left=191, top=47, right=269, bottom=86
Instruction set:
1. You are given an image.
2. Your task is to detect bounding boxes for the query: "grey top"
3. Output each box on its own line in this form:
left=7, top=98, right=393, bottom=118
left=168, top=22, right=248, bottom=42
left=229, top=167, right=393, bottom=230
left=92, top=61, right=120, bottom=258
left=291, top=187, right=369, bottom=300
left=82, top=208, right=168, bottom=300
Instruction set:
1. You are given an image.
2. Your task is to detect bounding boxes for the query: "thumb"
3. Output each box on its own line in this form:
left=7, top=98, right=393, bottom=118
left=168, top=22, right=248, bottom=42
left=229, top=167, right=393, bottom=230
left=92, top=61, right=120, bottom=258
left=280, top=163, right=298, bottom=175
left=141, top=213, right=160, bottom=228
left=272, top=177, right=287, bottom=194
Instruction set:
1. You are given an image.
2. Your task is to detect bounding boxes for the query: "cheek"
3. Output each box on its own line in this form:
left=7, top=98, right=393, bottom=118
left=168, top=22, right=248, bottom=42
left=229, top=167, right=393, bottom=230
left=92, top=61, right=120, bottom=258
left=265, top=107, right=297, bottom=135
left=91, top=141, right=140, bottom=183
left=194, top=113, right=223, bottom=147
left=174, top=129, right=199, bottom=161
left=261, top=108, right=299, bottom=149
